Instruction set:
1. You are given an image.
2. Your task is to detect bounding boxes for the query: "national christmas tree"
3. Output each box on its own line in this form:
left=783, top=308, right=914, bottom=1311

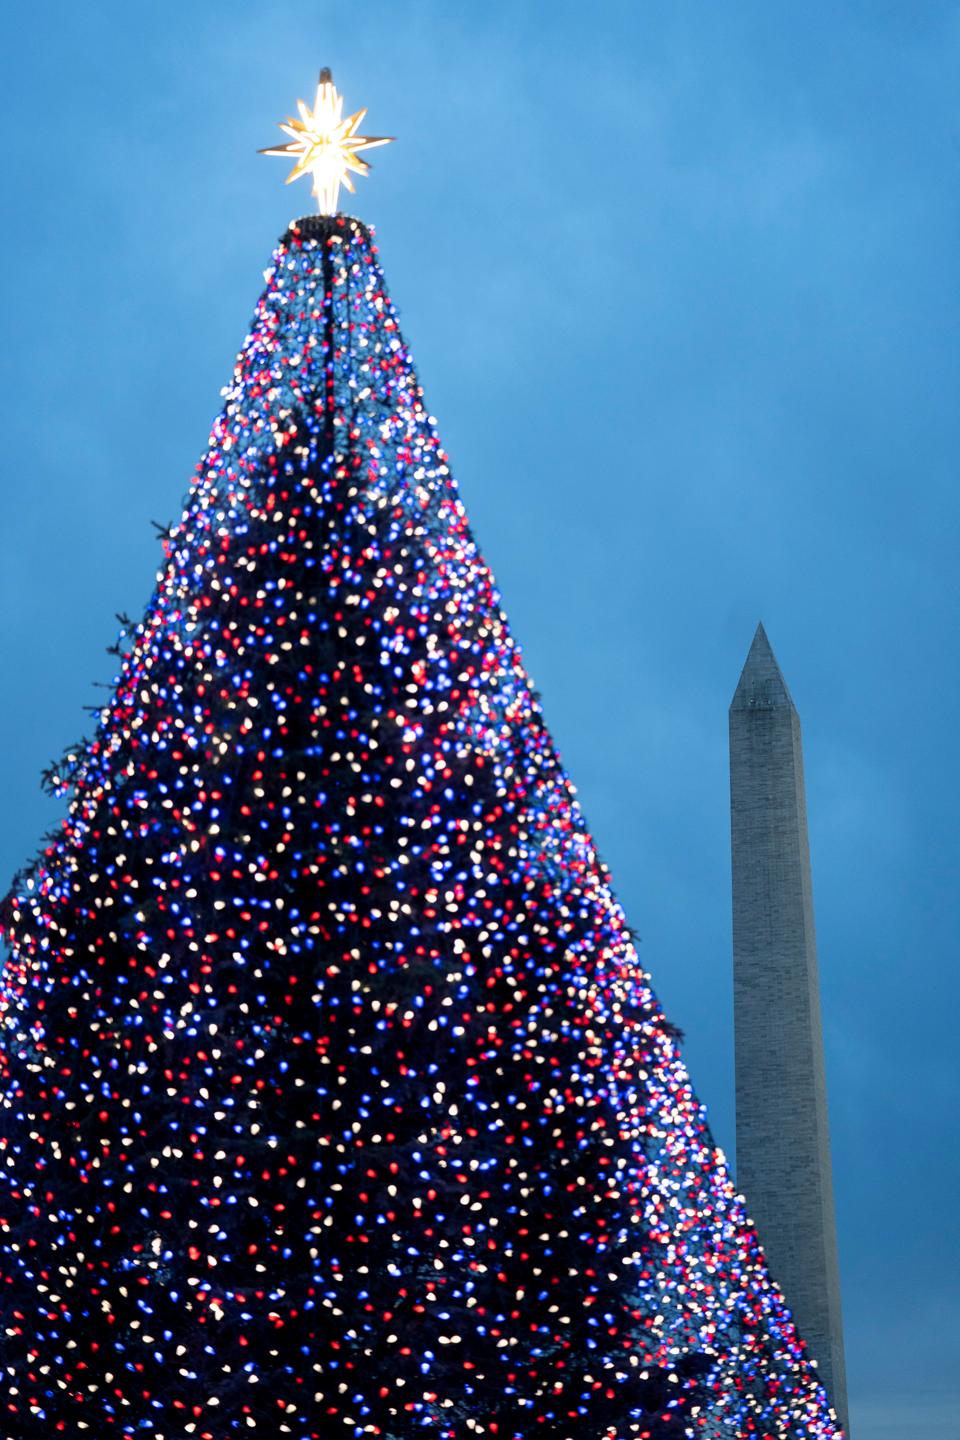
left=0, top=73, right=844, bottom=1440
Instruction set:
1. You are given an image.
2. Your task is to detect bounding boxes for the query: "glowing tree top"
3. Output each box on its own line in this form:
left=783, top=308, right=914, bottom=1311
left=0, top=72, right=845, bottom=1440
left=260, top=68, right=393, bottom=215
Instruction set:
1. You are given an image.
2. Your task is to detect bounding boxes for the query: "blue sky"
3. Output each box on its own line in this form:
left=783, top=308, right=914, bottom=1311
left=2, top=3, right=958, bottom=1434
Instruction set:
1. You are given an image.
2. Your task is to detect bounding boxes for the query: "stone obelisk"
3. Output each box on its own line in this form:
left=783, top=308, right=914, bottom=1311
left=729, top=624, right=849, bottom=1433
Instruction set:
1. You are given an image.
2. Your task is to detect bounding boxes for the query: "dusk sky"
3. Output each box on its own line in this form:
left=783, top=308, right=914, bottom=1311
left=2, top=4, right=958, bottom=1435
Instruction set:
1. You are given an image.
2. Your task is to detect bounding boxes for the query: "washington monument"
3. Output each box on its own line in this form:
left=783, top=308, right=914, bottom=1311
left=729, top=623, right=850, bottom=1432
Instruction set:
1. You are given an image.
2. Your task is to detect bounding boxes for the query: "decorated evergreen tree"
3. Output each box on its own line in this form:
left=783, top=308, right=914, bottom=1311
left=1, top=74, right=843, bottom=1440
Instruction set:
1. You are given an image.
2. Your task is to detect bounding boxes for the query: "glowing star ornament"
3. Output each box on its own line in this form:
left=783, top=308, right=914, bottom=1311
left=260, top=67, right=393, bottom=215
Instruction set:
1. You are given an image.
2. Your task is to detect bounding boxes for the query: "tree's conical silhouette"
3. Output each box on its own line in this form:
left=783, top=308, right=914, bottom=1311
left=1, top=216, right=843, bottom=1438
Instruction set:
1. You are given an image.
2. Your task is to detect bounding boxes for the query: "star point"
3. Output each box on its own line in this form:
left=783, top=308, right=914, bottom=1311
left=260, top=69, right=393, bottom=216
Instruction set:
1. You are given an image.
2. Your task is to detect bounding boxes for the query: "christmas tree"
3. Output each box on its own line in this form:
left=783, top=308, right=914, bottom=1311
left=1, top=74, right=843, bottom=1440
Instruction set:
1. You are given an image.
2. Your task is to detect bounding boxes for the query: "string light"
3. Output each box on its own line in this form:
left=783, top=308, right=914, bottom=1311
left=0, top=214, right=843, bottom=1438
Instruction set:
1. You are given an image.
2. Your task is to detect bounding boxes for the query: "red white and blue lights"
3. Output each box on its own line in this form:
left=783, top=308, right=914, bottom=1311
left=0, top=215, right=844, bottom=1438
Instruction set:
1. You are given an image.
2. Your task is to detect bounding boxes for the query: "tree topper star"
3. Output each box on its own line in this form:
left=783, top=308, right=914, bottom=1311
left=260, top=68, right=393, bottom=216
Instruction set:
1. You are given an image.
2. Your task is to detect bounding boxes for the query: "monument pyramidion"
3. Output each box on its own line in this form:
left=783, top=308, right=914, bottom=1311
left=0, top=71, right=845, bottom=1439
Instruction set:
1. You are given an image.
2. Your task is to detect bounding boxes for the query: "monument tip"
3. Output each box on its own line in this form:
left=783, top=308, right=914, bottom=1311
left=730, top=622, right=796, bottom=712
